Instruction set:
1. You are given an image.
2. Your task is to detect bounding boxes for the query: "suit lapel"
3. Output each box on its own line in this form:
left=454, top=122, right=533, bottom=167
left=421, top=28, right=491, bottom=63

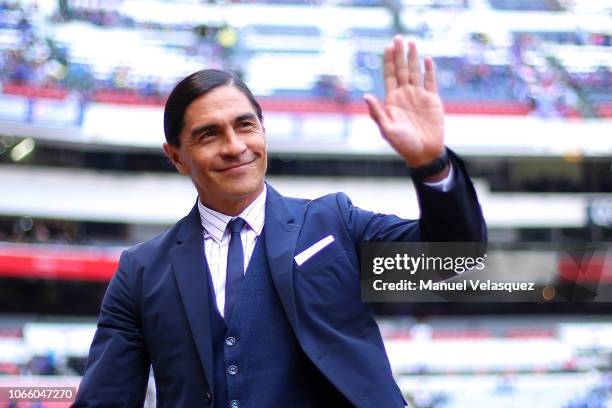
left=264, top=183, right=305, bottom=333
left=169, top=203, right=215, bottom=391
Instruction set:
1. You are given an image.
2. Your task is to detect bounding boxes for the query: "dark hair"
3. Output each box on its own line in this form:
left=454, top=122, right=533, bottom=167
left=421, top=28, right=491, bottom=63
left=163, top=69, right=263, bottom=147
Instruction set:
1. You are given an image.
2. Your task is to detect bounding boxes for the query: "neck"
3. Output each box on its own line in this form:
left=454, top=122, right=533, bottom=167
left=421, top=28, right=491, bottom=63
left=198, top=185, right=264, bottom=216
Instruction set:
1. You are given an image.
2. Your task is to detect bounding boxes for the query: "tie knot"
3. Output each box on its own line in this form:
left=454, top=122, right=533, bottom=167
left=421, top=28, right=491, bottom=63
left=228, top=217, right=246, bottom=234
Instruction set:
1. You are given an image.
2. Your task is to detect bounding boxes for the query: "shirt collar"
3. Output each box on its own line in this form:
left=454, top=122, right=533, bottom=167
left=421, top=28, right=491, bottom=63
left=197, top=184, right=267, bottom=243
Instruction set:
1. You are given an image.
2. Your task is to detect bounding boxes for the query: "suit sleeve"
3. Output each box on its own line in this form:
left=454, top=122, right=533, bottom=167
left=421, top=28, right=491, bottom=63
left=337, top=148, right=487, bottom=245
left=72, top=250, right=150, bottom=408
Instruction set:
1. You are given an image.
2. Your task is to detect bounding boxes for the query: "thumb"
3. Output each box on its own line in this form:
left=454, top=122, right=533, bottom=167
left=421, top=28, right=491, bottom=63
left=364, top=94, right=390, bottom=132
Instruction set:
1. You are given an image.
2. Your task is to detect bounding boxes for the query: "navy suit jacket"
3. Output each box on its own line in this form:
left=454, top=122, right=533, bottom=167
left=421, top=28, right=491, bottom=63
left=73, top=151, right=486, bottom=408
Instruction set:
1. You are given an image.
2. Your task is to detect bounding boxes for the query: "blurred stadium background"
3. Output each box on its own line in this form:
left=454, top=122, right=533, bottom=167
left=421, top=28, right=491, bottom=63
left=0, top=0, right=610, bottom=406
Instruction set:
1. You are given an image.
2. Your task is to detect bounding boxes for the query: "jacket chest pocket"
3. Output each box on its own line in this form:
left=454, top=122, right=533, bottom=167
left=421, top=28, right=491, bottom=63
left=294, top=237, right=347, bottom=274
left=293, top=239, right=363, bottom=324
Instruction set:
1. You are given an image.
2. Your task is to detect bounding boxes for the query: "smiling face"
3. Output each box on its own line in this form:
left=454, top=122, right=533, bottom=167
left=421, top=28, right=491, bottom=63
left=163, top=85, right=267, bottom=215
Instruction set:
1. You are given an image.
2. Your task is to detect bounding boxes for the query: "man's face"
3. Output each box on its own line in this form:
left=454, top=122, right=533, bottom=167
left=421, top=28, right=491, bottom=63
left=163, top=85, right=267, bottom=214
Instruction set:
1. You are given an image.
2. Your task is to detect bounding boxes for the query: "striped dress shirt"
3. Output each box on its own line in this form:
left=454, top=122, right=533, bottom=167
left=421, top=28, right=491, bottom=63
left=197, top=185, right=267, bottom=317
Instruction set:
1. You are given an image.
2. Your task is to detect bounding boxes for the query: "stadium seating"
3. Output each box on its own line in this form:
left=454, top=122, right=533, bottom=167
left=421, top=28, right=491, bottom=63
left=1, top=0, right=609, bottom=121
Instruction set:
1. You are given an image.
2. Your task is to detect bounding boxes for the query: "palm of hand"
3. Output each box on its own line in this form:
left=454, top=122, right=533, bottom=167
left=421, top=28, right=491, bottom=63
left=365, top=37, right=446, bottom=168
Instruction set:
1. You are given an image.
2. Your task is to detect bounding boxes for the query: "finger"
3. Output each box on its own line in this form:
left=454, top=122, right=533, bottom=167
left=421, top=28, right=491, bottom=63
left=383, top=46, right=397, bottom=94
left=393, top=35, right=409, bottom=86
left=424, top=55, right=438, bottom=93
left=407, top=41, right=421, bottom=86
left=364, top=93, right=391, bottom=132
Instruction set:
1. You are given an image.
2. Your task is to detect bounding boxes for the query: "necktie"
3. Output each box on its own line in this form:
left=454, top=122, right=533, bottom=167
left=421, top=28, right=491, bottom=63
left=224, top=217, right=246, bottom=320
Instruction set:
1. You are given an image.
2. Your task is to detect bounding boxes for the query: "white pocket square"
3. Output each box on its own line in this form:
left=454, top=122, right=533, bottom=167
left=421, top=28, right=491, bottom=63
left=294, top=235, right=335, bottom=266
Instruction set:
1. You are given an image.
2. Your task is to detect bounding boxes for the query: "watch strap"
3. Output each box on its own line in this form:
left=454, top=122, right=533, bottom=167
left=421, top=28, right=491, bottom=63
left=409, top=148, right=450, bottom=181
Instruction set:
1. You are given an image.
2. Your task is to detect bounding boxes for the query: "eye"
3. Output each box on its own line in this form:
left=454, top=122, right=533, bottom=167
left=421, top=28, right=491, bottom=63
left=238, top=121, right=255, bottom=129
left=200, top=130, right=217, bottom=139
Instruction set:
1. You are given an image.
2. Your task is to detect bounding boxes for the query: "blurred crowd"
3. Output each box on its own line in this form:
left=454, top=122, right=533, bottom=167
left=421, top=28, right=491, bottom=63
left=0, top=0, right=236, bottom=98
left=0, top=217, right=79, bottom=245
left=0, top=0, right=610, bottom=118
left=0, top=1, right=70, bottom=89
left=509, top=33, right=611, bottom=118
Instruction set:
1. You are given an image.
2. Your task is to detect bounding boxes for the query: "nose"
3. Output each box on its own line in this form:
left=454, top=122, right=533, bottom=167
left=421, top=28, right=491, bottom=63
left=221, top=129, right=247, bottom=157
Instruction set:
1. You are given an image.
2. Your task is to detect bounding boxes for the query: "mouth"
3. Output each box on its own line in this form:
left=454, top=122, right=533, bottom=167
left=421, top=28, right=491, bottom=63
left=218, top=158, right=257, bottom=173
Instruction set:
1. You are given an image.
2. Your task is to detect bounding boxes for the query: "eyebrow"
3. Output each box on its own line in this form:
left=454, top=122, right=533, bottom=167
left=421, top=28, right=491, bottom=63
left=190, top=113, right=258, bottom=139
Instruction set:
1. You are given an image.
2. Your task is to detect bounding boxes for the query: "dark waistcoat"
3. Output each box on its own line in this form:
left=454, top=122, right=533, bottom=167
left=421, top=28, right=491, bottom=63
left=207, top=232, right=352, bottom=408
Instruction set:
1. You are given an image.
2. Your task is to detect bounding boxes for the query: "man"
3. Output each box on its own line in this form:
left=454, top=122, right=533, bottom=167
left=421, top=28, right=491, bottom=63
left=73, top=37, right=486, bottom=408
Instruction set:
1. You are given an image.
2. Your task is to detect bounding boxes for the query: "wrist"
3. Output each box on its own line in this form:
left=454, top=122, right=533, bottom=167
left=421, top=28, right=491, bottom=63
left=409, top=148, right=450, bottom=182
left=423, top=163, right=450, bottom=182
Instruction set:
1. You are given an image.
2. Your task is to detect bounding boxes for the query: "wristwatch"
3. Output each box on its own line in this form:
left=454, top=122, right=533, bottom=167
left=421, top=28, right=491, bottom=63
left=409, top=148, right=450, bottom=181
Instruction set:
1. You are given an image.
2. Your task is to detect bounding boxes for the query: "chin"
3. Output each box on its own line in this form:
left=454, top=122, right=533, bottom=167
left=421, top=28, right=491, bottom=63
left=226, top=179, right=263, bottom=199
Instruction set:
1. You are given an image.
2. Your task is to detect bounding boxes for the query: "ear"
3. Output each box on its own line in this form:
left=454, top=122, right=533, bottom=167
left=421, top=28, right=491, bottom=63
left=163, top=143, right=189, bottom=175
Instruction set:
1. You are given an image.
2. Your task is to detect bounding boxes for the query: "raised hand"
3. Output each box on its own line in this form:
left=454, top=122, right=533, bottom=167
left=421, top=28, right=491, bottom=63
left=364, top=36, right=445, bottom=169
